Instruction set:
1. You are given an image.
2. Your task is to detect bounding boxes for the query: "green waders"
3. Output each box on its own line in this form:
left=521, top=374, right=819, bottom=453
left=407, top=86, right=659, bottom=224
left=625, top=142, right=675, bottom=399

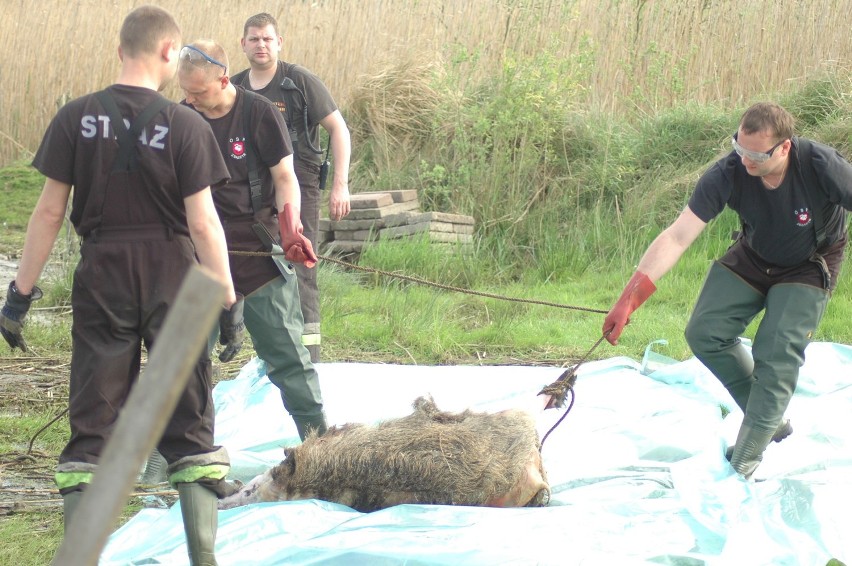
left=244, top=276, right=327, bottom=440
left=685, top=263, right=829, bottom=477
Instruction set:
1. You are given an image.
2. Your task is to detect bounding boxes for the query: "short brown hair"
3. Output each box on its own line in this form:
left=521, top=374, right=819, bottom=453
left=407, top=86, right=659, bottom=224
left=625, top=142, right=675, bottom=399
left=243, top=12, right=279, bottom=37
left=739, top=102, right=795, bottom=141
left=120, top=5, right=181, bottom=58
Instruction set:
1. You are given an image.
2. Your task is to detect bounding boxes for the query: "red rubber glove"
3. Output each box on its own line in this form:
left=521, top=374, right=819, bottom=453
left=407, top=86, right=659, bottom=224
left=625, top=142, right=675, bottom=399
left=278, top=203, right=318, bottom=268
left=603, top=271, right=656, bottom=345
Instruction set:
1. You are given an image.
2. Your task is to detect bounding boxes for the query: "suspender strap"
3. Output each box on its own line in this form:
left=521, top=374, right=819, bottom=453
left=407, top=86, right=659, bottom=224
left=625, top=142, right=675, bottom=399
left=732, top=138, right=828, bottom=250
left=85, top=90, right=172, bottom=234
left=95, top=90, right=171, bottom=172
left=241, top=89, right=265, bottom=217
left=793, top=137, right=827, bottom=250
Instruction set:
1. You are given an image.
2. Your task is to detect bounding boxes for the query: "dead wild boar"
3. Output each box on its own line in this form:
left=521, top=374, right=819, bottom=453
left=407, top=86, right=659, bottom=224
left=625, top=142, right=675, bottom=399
left=219, top=395, right=550, bottom=512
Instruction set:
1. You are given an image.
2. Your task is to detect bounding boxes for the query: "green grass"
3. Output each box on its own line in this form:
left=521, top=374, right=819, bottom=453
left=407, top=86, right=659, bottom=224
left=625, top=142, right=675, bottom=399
left=0, top=160, right=44, bottom=256
left=1, top=66, right=850, bottom=563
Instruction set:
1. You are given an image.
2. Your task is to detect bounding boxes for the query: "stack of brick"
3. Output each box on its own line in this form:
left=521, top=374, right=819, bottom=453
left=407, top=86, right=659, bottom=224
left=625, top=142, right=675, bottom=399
left=319, top=190, right=475, bottom=253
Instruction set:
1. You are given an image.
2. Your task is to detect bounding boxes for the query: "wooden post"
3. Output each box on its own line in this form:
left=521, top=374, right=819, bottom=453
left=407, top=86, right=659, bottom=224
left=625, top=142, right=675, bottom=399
left=51, top=266, right=226, bottom=566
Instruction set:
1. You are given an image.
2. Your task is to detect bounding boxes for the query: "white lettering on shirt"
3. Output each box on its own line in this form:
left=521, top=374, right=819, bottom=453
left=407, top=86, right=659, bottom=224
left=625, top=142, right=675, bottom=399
left=80, top=115, right=170, bottom=149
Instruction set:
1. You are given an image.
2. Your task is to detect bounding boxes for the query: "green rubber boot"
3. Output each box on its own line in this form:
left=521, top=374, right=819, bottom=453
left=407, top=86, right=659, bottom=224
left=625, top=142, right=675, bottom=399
left=730, top=423, right=776, bottom=478
left=725, top=419, right=793, bottom=461
left=139, top=449, right=169, bottom=485
left=62, top=489, right=84, bottom=535
left=177, top=482, right=219, bottom=566
left=294, top=411, right=328, bottom=441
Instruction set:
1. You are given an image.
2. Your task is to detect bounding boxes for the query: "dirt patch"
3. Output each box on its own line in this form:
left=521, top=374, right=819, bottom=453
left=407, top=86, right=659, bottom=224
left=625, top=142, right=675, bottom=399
left=0, top=358, right=69, bottom=515
left=0, top=253, right=71, bottom=515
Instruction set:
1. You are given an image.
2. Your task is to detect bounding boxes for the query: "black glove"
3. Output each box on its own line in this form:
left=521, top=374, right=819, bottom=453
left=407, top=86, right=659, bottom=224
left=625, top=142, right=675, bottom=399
left=218, top=293, right=245, bottom=363
left=1, top=280, right=43, bottom=352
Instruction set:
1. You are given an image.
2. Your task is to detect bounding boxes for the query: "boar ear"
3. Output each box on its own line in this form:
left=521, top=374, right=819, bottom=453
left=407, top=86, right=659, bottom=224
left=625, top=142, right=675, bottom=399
left=283, top=448, right=296, bottom=472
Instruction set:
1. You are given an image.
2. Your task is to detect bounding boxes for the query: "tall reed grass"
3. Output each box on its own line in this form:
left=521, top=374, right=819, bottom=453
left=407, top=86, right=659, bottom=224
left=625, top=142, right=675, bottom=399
left=1, top=0, right=851, bottom=165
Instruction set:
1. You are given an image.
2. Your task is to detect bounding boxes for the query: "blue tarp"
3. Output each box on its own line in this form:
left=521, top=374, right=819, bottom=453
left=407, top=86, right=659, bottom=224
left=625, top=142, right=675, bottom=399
left=100, top=342, right=852, bottom=565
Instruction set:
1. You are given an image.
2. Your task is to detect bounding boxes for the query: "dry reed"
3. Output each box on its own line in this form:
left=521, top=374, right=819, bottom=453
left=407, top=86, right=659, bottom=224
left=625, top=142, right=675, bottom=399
left=1, top=0, right=850, bottom=166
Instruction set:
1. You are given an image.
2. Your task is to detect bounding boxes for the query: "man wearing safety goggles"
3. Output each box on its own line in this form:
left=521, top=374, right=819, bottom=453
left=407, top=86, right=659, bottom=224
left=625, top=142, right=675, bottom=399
left=177, top=39, right=328, bottom=444
left=603, top=102, right=852, bottom=479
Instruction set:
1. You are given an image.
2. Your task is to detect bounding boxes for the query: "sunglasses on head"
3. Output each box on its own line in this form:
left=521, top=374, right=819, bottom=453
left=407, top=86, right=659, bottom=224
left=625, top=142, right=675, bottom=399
left=179, top=45, right=227, bottom=74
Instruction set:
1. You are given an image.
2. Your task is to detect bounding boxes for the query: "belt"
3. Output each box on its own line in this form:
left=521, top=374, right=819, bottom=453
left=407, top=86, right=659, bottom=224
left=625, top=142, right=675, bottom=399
left=82, top=224, right=187, bottom=242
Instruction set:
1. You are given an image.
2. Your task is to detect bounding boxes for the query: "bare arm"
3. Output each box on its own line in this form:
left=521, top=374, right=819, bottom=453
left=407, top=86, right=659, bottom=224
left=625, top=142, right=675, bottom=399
left=13, top=178, right=71, bottom=295
left=270, top=155, right=301, bottom=211
left=636, top=206, right=707, bottom=282
left=319, top=110, right=351, bottom=221
left=184, top=188, right=237, bottom=307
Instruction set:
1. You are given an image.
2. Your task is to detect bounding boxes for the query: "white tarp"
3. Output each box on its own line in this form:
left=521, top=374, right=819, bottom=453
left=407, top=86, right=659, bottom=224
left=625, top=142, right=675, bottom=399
left=100, top=342, right=852, bottom=565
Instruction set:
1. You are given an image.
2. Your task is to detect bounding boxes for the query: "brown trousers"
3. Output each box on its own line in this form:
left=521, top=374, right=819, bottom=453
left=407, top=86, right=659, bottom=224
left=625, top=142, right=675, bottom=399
left=59, top=229, right=219, bottom=468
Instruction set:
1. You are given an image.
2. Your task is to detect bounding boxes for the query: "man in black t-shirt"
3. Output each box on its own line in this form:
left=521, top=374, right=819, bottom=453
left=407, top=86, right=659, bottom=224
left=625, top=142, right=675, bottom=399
left=232, top=12, right=353, bottom=363
left=178, top=39, right=328, bottom=441
left=0, top=7, right=237, bottom=565
left=602, top=102, right=852, bottom=479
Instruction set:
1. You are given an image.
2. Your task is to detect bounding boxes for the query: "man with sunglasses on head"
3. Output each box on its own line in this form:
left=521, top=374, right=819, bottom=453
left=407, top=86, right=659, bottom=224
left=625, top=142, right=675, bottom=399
left=603, top=102, right=852, bottom=479
left=231, top=12, right=352, bottom=363
left=0, top=6, right=239, bottom=565
left=177, top=39, right=328, bottom=443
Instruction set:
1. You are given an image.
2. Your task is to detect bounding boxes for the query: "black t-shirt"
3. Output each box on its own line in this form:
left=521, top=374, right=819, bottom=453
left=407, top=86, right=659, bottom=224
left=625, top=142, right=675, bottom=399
left=182, top=86, right=293, bottom=294
left=232, top=61, right=338, bottom=167
left=198, top=87, right=293, bottom=218
left=32, top=84, right=229, bottom=236
left=688, top=138, right=852, bottom=266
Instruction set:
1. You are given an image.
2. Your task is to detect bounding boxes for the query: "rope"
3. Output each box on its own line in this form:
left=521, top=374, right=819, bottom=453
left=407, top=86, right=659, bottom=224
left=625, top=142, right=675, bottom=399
left=229, top=250, right=609, bottom=314
left=4, top=250, right=610, bottom=480
left=538, top=332, right=610, bottom=451
left=29, top=407, right=68, bottom=453
left=232, top=248, right=613, bottom=444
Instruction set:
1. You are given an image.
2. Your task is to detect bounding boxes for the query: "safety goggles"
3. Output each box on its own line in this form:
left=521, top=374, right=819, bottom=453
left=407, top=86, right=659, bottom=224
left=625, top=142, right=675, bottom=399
left=731, top=133, right=786, bottom=164
left=179, top=45, right=227, bottom=74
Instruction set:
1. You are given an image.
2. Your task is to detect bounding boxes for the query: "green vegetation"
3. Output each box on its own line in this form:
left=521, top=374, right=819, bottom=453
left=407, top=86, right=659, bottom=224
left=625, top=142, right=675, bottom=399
left=1, top=51, right=850, bottom=564
left=0, top=161, right=44, bottom=256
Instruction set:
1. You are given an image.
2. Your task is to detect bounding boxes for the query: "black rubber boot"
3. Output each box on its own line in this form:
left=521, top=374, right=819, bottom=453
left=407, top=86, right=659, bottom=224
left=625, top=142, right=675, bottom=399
left=177, top=482, right=219, bottom=566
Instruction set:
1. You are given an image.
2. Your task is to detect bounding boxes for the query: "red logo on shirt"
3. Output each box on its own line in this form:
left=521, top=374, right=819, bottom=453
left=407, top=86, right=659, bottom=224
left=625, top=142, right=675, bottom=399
left=231, top=141, right=245, bottom=157
left=794, top=208, right=812, bottom=227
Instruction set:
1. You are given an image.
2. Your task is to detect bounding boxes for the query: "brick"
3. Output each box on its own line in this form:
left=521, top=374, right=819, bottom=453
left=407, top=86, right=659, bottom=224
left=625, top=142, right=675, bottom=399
left=428, top=232, right=473, bottom=243
left=323, top=240, right=366, bottom=253
left=380, top=222, right=431, bottom=239
left=334, top=229, right=379, bottom=241
left=382, top=211, right=421, bottom=228
left=326, top=217, right=387, bottom=231
left=425, top=221, right=457, bottom=233
left=350, top=193, right=394, bottom=209
left=346, top=200, right=420, bottom=220
left=405, top=211, right=475, bottom=225
left=356, top=190, right=418, bottom=203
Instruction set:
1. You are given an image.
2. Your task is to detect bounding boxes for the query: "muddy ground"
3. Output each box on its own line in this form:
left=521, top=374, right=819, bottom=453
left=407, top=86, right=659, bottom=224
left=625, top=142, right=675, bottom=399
left=0, top=254, right=269, bottom=517
left=0, top=251, right=70, bottom=515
